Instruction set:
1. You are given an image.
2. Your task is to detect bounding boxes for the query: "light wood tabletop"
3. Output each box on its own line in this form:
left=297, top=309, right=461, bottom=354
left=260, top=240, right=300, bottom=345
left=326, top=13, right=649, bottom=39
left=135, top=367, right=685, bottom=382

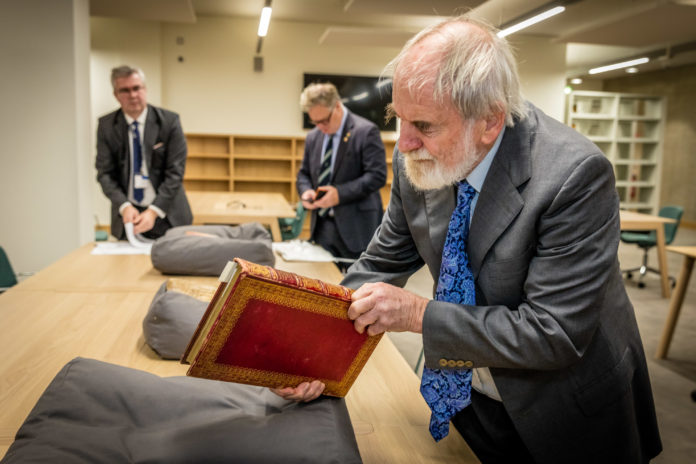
left=0, top=244, right=476, bottom=462
left=620, top=210, right=676, bottom=298
left=656, top=246, right=696, bottom=359
left=187, top=191, right=296, bottom=241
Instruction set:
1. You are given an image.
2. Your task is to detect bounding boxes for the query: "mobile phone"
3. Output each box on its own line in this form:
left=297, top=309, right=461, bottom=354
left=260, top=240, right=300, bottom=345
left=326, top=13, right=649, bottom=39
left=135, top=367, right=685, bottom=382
left=313, top=190, right=327, bottom=202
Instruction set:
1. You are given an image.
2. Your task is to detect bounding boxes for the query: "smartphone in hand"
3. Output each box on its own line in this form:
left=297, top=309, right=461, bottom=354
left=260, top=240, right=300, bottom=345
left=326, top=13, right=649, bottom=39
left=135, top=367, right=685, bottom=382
left=312, top=189, right=327, bottom=202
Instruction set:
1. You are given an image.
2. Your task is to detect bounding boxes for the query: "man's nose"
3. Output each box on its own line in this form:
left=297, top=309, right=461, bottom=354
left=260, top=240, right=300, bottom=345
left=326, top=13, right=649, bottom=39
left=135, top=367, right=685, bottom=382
left=398, top=122, right=423, bottom=153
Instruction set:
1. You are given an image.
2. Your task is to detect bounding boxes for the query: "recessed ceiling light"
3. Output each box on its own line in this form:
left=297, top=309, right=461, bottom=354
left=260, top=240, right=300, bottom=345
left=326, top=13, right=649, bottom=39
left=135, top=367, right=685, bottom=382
left=570, top=78, right=583, bottom=85
left=626, top=67, right=639, bottom=74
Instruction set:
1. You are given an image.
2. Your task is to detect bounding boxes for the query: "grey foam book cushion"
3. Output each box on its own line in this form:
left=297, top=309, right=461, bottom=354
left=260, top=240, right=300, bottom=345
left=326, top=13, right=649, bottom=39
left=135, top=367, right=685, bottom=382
left=151, top=223, right=275, bottom=276
left=2, top=358, right=362, bottom=464
left=142, top=282, right=208, bottom=360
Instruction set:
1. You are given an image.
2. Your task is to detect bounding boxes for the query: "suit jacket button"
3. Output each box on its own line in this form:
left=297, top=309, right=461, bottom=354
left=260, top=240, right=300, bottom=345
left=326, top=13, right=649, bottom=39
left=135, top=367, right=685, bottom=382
left=447, top=360, right=457, bottom=368
left=438, top=358, right=448, bottom=367
left=463, top=361, right=474, bottom=368
left=456, top=360, right=466, bottom=367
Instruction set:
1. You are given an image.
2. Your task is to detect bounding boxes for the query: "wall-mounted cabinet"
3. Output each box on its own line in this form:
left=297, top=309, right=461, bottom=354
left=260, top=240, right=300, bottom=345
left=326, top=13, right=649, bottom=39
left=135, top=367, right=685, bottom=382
left=567, top=91, right=665, bottom=215
left=184, top=133, right=396, bottom=210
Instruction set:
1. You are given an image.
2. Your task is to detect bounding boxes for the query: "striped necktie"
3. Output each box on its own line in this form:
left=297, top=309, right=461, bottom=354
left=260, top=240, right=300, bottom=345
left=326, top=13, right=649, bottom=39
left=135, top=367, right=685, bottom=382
left=132, top=121, right=144, bottom=203
left=317, top=135, right=333, bottom=217
left=420, top=180, right=477, bottom=441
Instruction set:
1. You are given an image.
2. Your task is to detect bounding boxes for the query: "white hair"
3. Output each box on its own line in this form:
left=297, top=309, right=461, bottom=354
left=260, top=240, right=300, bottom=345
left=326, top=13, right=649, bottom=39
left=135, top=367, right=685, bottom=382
left=385, top=15, right=526, bottom=126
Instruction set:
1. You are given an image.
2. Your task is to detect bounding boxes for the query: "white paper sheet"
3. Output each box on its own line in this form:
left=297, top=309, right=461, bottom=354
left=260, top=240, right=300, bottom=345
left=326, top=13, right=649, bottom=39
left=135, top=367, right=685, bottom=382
left=90, top=223, right=154, bottom=255
left=91, top=242, right=151, bottom=255
left=272, top=240, right=355, bottom=263
left=124, top=222, right=154, bottom=249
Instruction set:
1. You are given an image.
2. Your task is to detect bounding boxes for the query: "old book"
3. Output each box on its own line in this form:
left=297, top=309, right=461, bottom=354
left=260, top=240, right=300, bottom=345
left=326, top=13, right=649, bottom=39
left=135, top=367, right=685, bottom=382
left=181, top=257, right=382, bottom=397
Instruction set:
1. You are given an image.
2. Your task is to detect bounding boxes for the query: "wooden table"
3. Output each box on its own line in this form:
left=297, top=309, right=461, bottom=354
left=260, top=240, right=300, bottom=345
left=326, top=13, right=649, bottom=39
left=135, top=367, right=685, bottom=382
left=655, top=246, right=696, bottom=359
left=620, top=210, right=676, bottom=298
left=187, top=191, right=296, bottom=242
left=0, top=244, right=476, bottom=462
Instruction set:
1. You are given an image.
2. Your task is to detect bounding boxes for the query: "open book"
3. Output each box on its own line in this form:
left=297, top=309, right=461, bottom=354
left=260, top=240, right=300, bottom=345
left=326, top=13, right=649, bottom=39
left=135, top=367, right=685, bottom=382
left=181, top=258, right=382, bottom=397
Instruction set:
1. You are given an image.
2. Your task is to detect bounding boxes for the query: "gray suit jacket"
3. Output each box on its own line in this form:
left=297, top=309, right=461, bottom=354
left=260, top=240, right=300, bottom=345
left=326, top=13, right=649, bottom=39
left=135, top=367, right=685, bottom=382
left=342, top=103, right=661, bottom=463
left=296, top=110, right=386, bottom=254
left=95, top=104, right=192, bottom=239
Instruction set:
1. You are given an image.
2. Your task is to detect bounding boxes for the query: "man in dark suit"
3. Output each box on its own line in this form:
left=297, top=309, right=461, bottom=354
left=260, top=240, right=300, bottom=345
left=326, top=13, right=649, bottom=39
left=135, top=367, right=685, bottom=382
left=96, top=65, right=192, bottom=240
left=274, top=16, right=662, bottom=464
left=296, top=83, right=386, bottom=264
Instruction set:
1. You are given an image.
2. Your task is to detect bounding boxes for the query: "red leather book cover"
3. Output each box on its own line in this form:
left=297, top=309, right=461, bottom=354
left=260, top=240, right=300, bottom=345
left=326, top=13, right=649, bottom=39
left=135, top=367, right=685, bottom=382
left=182, top=258, right=382, bottom=397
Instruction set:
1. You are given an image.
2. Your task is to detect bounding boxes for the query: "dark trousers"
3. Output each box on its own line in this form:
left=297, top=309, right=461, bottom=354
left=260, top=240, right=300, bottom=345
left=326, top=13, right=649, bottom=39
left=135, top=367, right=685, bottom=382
left=451, top=390, right=536, bottom=464
left=313, top=215, right=359, bottom=272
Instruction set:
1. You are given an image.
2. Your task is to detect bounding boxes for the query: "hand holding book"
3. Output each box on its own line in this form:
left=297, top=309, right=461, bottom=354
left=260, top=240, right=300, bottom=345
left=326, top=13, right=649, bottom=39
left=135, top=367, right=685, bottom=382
left=182, top=258, right=383, bottom=397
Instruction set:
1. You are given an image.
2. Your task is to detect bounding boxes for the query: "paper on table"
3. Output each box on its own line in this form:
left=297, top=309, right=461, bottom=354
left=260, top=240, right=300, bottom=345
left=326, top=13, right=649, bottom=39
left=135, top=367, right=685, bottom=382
left=90, top=223, right=154, bottom=255
left=272, top=240, right=355, bottom=263
left=91, top=242, right=151, bottom=255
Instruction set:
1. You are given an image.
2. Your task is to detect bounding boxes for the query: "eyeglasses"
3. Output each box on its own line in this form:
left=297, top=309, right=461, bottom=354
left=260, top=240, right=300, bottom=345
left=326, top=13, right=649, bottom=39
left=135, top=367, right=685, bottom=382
left=309, top=106, right=335, bottom=126
left=117, top=85, right=144, bottom=95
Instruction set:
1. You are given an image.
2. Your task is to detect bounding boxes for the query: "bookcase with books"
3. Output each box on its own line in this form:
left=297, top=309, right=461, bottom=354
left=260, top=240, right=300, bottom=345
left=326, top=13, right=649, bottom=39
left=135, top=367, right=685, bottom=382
left=566, top=91, right=665, bottom=215
left=184, top=133, right=397, bottom=209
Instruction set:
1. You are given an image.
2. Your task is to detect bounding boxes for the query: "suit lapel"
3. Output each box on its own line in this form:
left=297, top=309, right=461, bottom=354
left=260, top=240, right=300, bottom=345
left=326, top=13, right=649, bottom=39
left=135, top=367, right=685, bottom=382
left=143, top=105, right=160, bottom=172
left=468, top=115, right=533, bottom=276
left=330, top=112, right=354, bottom=182
left=425, top=186, right=456, bottom=267
left=113, top=111, right=130, bottom=183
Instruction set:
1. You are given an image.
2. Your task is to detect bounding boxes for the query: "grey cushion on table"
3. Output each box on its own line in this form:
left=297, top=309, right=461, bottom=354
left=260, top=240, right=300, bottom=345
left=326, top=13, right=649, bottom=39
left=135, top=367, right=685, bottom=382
left=143, top=282, right=207, bottom=360
left=2, top=357, right=362, bottom=464
left=151, top=222, right=275, bottom=276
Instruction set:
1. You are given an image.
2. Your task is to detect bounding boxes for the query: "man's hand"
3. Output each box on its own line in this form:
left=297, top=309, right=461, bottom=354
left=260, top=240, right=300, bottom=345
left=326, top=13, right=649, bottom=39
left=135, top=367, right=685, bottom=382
left=121, top=204, right=140, bottom=225
left=271, top=380, right=325, bottom=402
left=312, top=186, right=339, bottom=208
left=347, top=282, right=428, bottom=336
left=133, top=208, right=157, bottom=234
left=301, top=189, right=319, bottom=210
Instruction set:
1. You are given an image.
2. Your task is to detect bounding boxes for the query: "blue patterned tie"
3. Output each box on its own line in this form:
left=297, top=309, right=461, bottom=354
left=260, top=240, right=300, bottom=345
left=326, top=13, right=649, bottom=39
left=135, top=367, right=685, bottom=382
left=132, top=121, right=144, bottom=203
left=420, top=180, right=477, bottom=441
left=317, top=135, right=333, bottom=217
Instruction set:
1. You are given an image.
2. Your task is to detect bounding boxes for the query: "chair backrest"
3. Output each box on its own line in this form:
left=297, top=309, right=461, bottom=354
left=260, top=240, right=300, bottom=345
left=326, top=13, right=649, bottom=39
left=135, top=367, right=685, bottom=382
left=280, top=203, right=307, bottom=241
left=659, top=205, right=683, bottom=245
left=0, top=246, right=18, bottom=290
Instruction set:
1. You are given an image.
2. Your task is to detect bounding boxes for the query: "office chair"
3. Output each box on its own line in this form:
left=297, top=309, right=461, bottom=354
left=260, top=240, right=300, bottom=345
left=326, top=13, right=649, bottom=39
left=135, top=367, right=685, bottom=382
left=278, top=203, right=307, bottom=241
left=621, top=205, right=683, bottom=288
left=0, top=246, right=19, bottom=293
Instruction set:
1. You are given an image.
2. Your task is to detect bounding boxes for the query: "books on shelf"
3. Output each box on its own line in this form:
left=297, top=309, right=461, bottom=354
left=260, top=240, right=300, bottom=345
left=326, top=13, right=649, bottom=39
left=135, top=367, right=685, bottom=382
left=181, top=258, right=382, bottom=397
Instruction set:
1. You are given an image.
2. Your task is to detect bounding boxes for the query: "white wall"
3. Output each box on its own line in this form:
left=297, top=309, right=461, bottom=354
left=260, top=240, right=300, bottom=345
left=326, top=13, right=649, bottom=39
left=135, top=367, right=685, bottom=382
left=90, top=17, right=163, bottom=227
left=0, top=0, right=91, bottom=273
left=160, top=16, right=402, bottom=135
left=509, top=34, right=567, bottom=122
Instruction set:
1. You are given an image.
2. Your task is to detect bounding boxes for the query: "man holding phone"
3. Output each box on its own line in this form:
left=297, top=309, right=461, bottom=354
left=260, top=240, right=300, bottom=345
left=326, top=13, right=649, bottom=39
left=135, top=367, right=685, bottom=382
left=297, top=83, right=387, bottom=264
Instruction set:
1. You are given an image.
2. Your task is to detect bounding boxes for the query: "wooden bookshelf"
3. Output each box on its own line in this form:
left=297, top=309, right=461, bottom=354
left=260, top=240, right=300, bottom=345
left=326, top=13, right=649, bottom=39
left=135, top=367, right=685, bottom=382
left=184, top=133, right=396, bottom=209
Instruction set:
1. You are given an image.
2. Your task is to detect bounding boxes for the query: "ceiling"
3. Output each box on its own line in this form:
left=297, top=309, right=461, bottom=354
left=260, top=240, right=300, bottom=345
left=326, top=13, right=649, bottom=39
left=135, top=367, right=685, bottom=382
left=90, top=0, right=696, bottom=80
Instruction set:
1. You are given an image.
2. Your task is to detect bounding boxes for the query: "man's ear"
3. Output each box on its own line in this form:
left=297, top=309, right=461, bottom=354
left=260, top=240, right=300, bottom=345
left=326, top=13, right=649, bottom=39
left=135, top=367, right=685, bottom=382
left=479, top=111, right=505, bottom=146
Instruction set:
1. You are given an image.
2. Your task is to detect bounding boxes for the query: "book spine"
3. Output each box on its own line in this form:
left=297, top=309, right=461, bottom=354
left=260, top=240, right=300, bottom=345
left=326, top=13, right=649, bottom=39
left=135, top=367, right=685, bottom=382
left=234, top=257, right=353, bottom=301
left=180, top=280, right=228, bottom=362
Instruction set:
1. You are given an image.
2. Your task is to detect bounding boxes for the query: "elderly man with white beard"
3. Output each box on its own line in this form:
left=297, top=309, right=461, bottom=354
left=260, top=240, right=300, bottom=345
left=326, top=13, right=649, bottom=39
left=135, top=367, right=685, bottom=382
left=273, top=14, right=662, bottom=464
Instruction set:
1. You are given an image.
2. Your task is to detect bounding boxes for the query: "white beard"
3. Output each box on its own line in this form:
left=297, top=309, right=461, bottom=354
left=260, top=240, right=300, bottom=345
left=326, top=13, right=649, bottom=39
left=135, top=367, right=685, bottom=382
left=402, top=127, right=481, bottom=191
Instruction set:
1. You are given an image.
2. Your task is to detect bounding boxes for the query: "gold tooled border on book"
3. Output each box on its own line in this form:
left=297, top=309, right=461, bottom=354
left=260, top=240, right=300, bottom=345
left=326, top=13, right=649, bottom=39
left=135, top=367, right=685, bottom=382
left=188, top=277, right=382, bottom=397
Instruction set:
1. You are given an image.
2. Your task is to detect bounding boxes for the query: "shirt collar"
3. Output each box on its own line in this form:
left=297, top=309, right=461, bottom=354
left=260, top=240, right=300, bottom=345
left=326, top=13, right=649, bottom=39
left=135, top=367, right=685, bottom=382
left=124, top=106, right=148, bottom=127
left=466, top=126, right=505, bottom=193
left=327, top=104, right=349, bottom=141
